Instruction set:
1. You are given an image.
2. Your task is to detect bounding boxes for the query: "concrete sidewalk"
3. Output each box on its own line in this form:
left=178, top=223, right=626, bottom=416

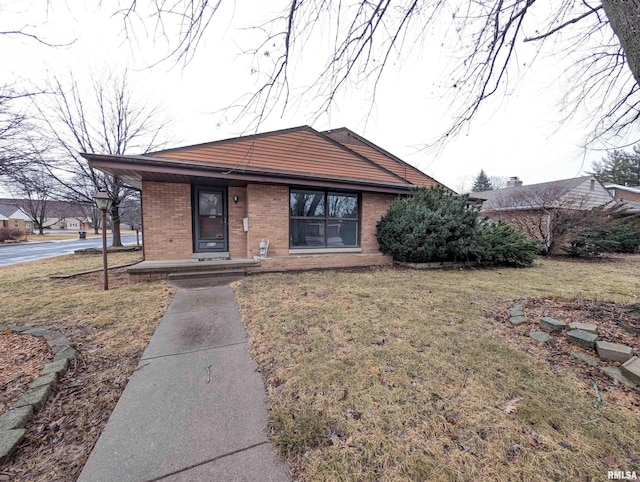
left=79, top=286, right=290, bottom=482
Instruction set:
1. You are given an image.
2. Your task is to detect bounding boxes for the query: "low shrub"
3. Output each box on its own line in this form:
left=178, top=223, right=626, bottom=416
left=0, top=228, right=25, bottom=242
left=376, top=187, right=477, bottom=263
left=472, top=220, right=539, bottom=267
left=376, top=187, right=538, bottom=266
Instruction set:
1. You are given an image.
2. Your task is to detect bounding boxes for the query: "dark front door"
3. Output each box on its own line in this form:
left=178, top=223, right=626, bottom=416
left=193, top=186, right=228, bottom=253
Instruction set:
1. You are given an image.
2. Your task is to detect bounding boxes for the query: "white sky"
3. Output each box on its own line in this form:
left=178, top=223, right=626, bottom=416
left=2, top=1, right=638, bottom=193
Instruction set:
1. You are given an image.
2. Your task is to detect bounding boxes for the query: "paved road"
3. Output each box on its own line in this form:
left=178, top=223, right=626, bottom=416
left=0, top=235, right=139, bottom=267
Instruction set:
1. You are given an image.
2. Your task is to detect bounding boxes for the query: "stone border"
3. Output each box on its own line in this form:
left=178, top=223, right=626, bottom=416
left=0, top=325, right=77, bottom=464
left=505, top=304, right=639, bottom=389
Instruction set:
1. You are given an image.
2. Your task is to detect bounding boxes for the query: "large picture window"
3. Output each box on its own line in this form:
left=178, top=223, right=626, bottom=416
left=290, top=189, right=359, bottom=248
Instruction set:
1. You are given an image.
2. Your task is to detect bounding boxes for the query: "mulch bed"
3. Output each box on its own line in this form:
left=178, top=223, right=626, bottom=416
left=0, top=332, right=52, bottom=414
left=491, top=297, right=640, bottom=415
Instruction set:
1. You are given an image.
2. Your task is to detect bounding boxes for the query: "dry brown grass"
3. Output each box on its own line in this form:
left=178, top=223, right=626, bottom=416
left=0, top=252, right=174, bottom=481
left=234, top=255, right=640, bottom=481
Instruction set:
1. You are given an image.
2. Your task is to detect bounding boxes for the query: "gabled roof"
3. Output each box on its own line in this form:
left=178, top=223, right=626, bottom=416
left=0, top=204, right=28, bottom=220
left=323, top=127, right=441, bottom=188
left=473, top=176, right=611, bottom=211
left=83, top=125, right=447, bottom=194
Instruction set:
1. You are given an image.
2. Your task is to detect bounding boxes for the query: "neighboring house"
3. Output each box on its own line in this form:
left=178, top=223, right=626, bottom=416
left=604, top=184, right=640, bottom=214
left=470, top=175, right=613, bottom=252
left=0, top=199, right=95, bottom=231
left=0, top=204, right=33, bottom=232
left=46, top=216, right=92, bottom=230
left=82, top=125, right=444, bottom=273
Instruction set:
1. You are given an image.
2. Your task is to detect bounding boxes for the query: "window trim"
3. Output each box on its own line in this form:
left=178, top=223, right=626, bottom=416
left=289, top=188, right=361, bottom=249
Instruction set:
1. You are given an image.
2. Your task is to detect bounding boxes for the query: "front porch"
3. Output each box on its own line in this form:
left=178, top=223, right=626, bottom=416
left=128, top=258, right=261, bottom=282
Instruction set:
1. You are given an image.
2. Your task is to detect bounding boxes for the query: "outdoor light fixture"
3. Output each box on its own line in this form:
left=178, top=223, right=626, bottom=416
left=233, top=195, right=239, bottom=203
left=93, top=190, right=113, bottom=290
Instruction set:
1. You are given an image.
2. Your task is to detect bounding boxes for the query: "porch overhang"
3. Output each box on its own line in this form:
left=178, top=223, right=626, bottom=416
left=81, top=153, right=417, bottom=195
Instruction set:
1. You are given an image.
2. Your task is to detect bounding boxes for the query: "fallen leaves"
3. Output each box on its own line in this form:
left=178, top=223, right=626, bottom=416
left=499, top=396, right=523, bottom=414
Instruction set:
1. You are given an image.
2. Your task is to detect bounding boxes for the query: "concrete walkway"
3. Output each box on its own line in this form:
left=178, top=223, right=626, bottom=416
left=78, top=286, right=290, bottom=482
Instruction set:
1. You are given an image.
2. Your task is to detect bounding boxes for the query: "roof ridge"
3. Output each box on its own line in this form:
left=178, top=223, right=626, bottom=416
left=323, top=127, right=442, bottom=187
left=314, top=129, right=410, bottom=184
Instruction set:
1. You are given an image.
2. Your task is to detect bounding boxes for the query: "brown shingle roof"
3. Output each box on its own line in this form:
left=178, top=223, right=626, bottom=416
left=151, top=126, right=408, bottom=186
left=323, top=128, right=440, bottom=188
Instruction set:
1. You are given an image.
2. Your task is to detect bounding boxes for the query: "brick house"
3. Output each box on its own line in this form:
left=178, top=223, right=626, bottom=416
left=470, top=175, right=613, bottom=253
left=0, top=204, right=33, bottom=232
left=82, top=126, right=444, bottom=276
left=605, top=184, right=640, bottom=214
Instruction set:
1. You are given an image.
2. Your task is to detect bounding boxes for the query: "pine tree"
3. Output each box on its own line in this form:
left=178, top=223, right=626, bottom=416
left=591, top=145, right=640, bottom=186
left=471, top=169, right=493, bottom=192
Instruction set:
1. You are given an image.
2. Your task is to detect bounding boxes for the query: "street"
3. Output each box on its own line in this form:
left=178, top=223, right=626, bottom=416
left=0, top=235, right=139, bottom=267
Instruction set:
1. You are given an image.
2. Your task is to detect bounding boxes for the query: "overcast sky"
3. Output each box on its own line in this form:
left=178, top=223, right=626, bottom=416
left=2, top=1, right=638, bottom=193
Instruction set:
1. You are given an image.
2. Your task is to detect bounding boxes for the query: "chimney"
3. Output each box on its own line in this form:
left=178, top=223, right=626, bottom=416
left=507, top=176, right=523, bottom=188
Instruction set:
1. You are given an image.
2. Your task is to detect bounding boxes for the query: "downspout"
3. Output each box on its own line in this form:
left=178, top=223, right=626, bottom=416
left=543, top=208, right=551, bottom=253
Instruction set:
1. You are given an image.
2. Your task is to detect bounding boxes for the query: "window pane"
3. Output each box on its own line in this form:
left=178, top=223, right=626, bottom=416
left=199, top=216, right=224, bottom=239
left=290, top=219, right=325, bottom=247
left=199, top=192, right=223, bottom=216
left=327, top=193, right=358, bottom=218
left=327, top=220, right=358, bottom=247
left=290, top=191, right=325, bottom=217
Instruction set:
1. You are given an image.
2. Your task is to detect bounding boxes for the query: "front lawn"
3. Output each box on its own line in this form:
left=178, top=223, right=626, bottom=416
left=0, top=253, right=173, bottom=481
left=234, top=255, right=640, bottom=481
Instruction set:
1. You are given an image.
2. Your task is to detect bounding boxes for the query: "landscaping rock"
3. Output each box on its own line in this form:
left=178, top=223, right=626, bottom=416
left=570, top=351, right=601, bottom=367
left=510, top=315, right=527, bottom=326
left=53, top=345, right=77, bottom=361
left=529, top=331, right=552, bottom=343
left=0, top=429, right=26, bottom=463
left=567, top=322, right=598, bottom=334
left=15, top=385, right=51, bottom=411
left=28, top=372, right=58, bottom=389
left=22, top=327, right=59, bottom=340
left=566, top=329, right=598, bottom=350
left=621, top=356, right=640, bottom=385
left=6, top=325, right=30, bottom=332
left=41, top=358, right=69, bottom=377
left=540, top=317, right=566, bottom=332
left=602, top=366, right=638, bottom=388
left=509, top=305, right=524, bottom=317
left=596, top=341, right=633, bottom=363
left=0, top=406, right=33, bottom=431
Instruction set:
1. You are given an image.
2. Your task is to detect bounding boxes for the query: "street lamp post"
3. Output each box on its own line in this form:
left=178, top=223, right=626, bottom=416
left=94, top=191, right=113, bottom=290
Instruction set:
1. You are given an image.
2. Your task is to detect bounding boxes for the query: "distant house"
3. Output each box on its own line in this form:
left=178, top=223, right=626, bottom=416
left=604, top=184, right=640, bottom=214
left=470, top=175, right=613, bottom=253
left=82, top=125, right=445, bottom=276
left=0, top=204, right=33, bottom=232
left=0, top=199, right=94, bottom=231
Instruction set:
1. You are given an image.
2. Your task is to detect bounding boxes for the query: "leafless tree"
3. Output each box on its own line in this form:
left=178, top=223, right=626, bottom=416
left=482, top=182, right=610, bottom=254
left=0, top=85, right=44, bottom=177
left=110, top=0, right=640, bottom=145
left=5, top=164, right=56, bottom=235
left=34, top=70, right=170, bottom=245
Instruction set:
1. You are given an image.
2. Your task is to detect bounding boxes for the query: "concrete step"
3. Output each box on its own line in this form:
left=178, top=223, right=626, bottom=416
left=168, top=275, right=244, bottom=289
left=167, top=269, right=246, bottom=281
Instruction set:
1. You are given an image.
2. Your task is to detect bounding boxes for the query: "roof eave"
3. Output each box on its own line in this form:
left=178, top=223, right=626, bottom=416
left=83, top=153, right=416, bottom=194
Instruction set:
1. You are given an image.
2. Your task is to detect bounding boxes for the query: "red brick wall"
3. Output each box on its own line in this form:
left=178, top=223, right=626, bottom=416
left=138, top=181, right=396, bottom=271
left=246, top=184, right=289, bottom=258
left=142, top=181, right=193, bottom=260
left=228, top=186, right=247, bottom=258
left=361, top=192, right=396, bottom=253
left=613, top=189, right=640, bottom=203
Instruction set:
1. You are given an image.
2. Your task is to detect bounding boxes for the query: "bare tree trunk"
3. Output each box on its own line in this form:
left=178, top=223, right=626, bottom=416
left=603, top=0, right=640, bottom=87
left=110, top=203, right=122, bottom=246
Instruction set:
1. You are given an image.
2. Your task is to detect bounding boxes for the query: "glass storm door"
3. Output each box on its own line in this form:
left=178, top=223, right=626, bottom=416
left=194, top=187, right=228, bottom=252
